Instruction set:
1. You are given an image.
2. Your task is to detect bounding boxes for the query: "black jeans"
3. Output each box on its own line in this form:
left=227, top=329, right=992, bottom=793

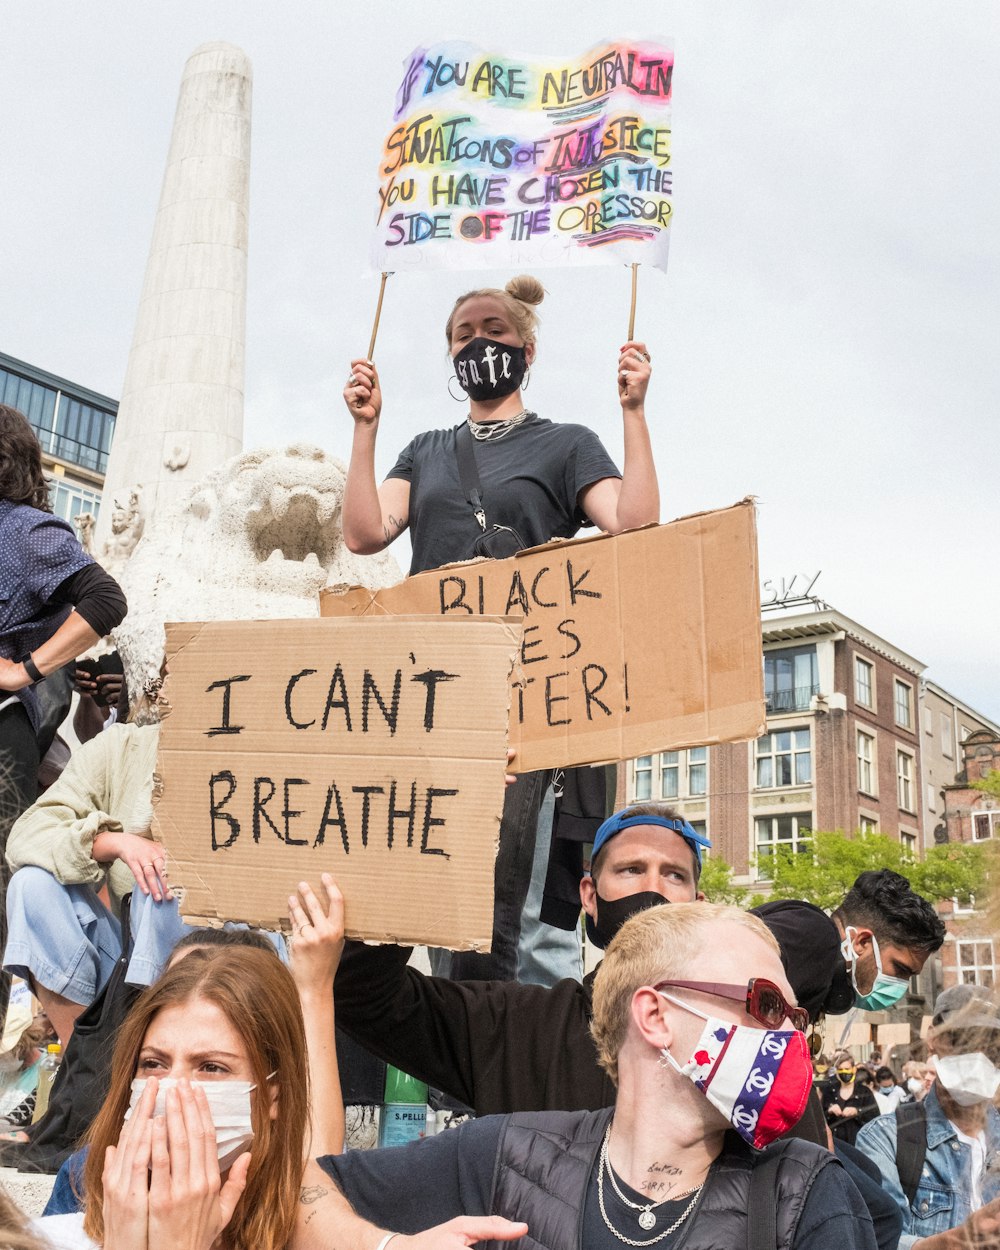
left=435, top=769, right=552, bottom=982
left=0, top=699, right=40, bottom=1022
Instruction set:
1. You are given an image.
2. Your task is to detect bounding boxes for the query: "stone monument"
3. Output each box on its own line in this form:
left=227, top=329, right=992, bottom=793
left=96, top=42, right=253, bottom=551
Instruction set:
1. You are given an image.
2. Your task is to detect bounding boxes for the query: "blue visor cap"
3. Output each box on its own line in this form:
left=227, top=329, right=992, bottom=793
left=591, top=812, right=712, bottom=869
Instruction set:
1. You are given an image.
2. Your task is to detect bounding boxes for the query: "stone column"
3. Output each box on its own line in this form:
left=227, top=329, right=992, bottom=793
left=96, top=42, right=252, bottom=550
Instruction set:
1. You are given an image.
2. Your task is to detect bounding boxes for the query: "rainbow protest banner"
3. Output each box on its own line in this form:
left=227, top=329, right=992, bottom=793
left=371, top=39, right=673, bottom=273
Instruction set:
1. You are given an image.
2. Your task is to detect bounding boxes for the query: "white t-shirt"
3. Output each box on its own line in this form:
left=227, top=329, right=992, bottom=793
left=955, top=1126, right=988, bottom=1211
left=33, top=1212, right=99, bottom=1250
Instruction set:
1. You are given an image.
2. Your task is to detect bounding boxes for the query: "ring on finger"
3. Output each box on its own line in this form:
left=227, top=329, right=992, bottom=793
left=347, top=374, right=356, bottom=385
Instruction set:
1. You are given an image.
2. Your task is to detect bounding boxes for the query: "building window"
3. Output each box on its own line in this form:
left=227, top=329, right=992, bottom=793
left=660, top=751, right=679, bottom=799
left=900, top=831, right=917, bottom=860
left=857, top=730, right=876, bottom=796
left=633, top=756, right=652, bottom=801
left=755, top=729, right=811, bottom=788
left=859, top=815, right=878, bottom=835
left=755, top=813, right=812, bottom=880
left=897, top=750, right=915, bottom=812
left=923, top=706, right=933, bottom=736
left=764, top=646, right=819, bottom=714
left=972, top=811, right=1000, bottom=841
left=855, top=657, right=874, bottom=709
left=47, top=478, right=102, bottom=525
left=956, top=940, right=996, bottom=988
left=688, top=747, right=707, bottom=796
left=941, top=715, right=954, bottom=759
left=894, top=680, right=913, bottom=730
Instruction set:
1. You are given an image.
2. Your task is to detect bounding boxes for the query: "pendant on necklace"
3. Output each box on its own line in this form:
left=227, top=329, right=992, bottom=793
left=638, top=1210, right=656, bottom=1231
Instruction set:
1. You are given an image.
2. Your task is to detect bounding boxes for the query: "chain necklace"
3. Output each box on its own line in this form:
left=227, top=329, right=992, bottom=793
left=597, top=1126, right=704, bottom=1246
left=466, top=409, right=534, bottom=441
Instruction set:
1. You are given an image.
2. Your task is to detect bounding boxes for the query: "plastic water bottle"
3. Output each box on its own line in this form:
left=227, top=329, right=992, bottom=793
left=377, top=1066, right=429, bottom=1148
left=31, top=1043, right=61, bottom=1124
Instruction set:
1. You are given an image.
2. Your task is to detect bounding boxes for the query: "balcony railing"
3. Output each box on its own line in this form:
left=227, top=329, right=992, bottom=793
left=765, top=684, right=820, bottom=713
left=32, top=422, right=108, bottom=475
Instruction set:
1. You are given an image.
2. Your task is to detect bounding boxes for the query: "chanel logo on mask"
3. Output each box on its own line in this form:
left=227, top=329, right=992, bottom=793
left=760, top=1034, right=789, bottom=1059
left=732, top=1104, right=760, bottom=1132
left=744, top=1067, right=776, bottom=1097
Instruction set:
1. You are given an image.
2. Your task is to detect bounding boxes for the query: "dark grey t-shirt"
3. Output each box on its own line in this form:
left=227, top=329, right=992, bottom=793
left=385, top=416, right=620, bottom=575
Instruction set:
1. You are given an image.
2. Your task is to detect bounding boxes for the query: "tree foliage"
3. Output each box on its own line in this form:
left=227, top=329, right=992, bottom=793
left=970, top=769, right=1000, bottom=798
left=757, top=829, right=988, bottom=911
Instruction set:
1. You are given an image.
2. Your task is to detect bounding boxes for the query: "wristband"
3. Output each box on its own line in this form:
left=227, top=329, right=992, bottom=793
left=375, top=1235, right=398, bottom=1250
left=22, top=654, right=44, bottom=684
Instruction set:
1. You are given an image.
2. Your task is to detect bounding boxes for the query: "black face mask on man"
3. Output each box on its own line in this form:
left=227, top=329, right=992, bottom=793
left=453, top=337, right=527, bottom=402
left=585, top=892, right=670, bottom=950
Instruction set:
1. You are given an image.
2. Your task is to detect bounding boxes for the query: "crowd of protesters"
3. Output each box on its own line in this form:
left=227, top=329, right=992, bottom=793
left=1, top=283, right=999, bottom=1250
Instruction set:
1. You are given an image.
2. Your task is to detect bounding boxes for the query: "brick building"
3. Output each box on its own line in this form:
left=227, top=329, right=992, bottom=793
left=629, top=606, right=949, bottom=884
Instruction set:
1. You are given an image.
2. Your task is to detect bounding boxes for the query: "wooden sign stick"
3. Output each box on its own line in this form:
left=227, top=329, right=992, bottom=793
left=367, top=271, right=391, bottom=361
left=627, top=263, right=639, bottom=340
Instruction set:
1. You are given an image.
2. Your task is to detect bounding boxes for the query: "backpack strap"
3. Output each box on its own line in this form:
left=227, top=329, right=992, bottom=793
left=894, top=1101, right=927, bottom=1207
left=453, top=424, right=487, bottom=533
left=747, top=1145, right=784, bottom=1250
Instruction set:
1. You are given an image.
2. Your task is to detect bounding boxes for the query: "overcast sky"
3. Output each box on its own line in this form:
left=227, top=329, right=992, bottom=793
left=3, top=2, right=998, bottom=721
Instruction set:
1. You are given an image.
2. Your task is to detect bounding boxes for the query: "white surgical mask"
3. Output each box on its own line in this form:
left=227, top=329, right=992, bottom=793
left=126, top=1074, right=273, bottom=1169
left=906, top=1077, right=924, bottom=1095
left=0, top=1051, right=21, bottom=1074
left=931, top=1052, right=1000, bottom=1107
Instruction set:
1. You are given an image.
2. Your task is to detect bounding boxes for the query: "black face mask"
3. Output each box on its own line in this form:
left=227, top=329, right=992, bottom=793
left=453, top=337, right=527, bottom=401
left=585, top=891, right=670, bottom=950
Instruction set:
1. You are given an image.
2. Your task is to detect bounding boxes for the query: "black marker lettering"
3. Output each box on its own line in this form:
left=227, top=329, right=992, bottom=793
left=321, top=664, right=352, bottom=731
left=316, top=782, right=348, bottom=853
left=545, top=672, right=571, bottom=727
left=410, top=669, right=459, bottom=731
left=352, top=785, right=385, bottom=847
left=566, top=560, right=601, bottom=605
left=209, top=771, right=239, bottom=849
left=205, top=675, right=252, bottom=736
left=439, top=576, right=471, bottom=614
left=582, top=663, right=612, bottom=719
left=421, top=787, right=457, bottom=857
left=362, top=669, right=402, bottom=734
left=530, top=566, right=556, bottom=608
left=252, top=776, right=280, bottom=843
left=285, top=669, right=317, bottom=729
left=556, top=618, right=582, bottom=659
left=281, top=779, right=309, bottom=846
left=520, top=624, right=548, bottom=665
left=387, top=780, right=418, bottom=849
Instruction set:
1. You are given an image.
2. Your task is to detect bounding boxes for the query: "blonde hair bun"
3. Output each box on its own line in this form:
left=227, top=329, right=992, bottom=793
left=505, top=274, right=546, bottom=306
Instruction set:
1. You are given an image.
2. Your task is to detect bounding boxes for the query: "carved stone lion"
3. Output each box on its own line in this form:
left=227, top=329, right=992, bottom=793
left=113, top=443, right=402, bottom=719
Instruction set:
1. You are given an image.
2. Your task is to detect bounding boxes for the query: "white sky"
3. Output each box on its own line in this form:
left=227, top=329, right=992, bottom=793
left=3, top=2, right=998, bottom=721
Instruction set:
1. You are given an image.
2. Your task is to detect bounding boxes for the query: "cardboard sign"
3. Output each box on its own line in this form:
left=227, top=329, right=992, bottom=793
left=372, top=38, right=673, bottom=272
left=322, top=500, right=765, bottom=772
left=153, top=616, right=521, bottom=948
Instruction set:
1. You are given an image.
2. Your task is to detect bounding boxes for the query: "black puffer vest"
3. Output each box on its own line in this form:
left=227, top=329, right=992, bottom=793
left=482, top=1108, right=837, bottom=1250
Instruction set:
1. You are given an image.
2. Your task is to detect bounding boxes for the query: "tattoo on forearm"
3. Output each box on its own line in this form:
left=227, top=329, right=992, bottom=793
left=300, top=1184, right=329, bottom=1205
left=382, top=513, right=404, bottom=544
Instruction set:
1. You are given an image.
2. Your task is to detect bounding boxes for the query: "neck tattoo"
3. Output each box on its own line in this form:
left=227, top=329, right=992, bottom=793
left=597, top=1124, right=704, bottom=1245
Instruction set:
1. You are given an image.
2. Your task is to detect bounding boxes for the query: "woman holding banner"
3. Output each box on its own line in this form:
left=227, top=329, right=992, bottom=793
left=341, top=275, right=659, bottom=983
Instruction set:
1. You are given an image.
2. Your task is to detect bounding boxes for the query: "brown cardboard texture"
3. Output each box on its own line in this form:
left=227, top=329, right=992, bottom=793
left=322, top=500, right=764, bottom=772
left=154, top=616, right=521, bottom=948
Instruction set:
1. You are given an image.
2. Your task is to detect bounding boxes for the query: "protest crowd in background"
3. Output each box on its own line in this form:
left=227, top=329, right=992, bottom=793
left=1, top=37, right=999, bottom=1250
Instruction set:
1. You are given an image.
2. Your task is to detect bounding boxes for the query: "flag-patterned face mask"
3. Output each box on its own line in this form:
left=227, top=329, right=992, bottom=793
left=657, top=993, right=813, bottom=1149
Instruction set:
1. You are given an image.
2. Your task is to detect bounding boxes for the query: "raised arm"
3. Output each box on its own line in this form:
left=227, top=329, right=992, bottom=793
left=578, top=340, right=659, bottom=534
left=289, top=875, right=346, bottom=1157
left=341, top=358, right=410, bottom=554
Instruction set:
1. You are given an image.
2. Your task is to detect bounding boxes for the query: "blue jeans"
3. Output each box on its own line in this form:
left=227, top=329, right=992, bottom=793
left=4, top=868, right=286, bottom=1003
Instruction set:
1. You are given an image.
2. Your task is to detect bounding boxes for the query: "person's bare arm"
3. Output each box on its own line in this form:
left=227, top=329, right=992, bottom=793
left=0, top=612, right=101, bottom=692
left=578, top=340, right=659, bottom=534
left=341, top=358, right=410, bottom=553
left=290, top=875, right=345, bottom=1157
left=293, top=1161, right=527, bottom=1250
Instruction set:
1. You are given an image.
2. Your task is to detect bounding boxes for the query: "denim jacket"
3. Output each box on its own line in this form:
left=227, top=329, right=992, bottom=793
left=856, top=1085, right=1000, bottom=1250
